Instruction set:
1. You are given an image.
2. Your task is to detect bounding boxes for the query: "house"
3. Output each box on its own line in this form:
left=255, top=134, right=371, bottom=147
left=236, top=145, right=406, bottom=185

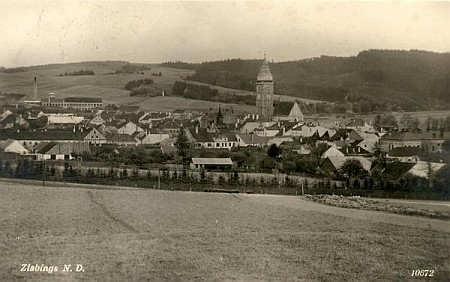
left=239, top=121, right=275, bottom=134
left=89, top=114, right=106, bottom=126
left=190, top=158, right=233, bottom=170
left=321, top=156, right=373, bottom=174
left=235, top=133, right=271, bottom=147
left=83, top=127, right=107, bottom=145
left=280, top=141, right=312, bottom=155
left=187, top=127, right=238, bottom=150
left=273, top=101, right=304, bottom=122
left=254, top=124, right=281, bottom=137
left=380, top=131, right=447, bottom=153
left=46, top=113, right=84, bottom=124
left=35, top=142, right=91, bottom=160
left=0, top=139, right=28, bottom=154
left=0, top=129, right=83, bottom=149
left=139, top=111, right=170, bottom=125
left=371, top=161, right=416, bottom=181
left=140, top=133, right=170, bottom=145
left=116, top=121, right=144, bottom=136
left=407, top=161, right=446, bottom=179
left=356, top=133, right=380, bottom=153
left=153, top=120, right=182, bottom=137
left=340, top=144, right=372, bottom=157
left=321, top=146, right=345, bottom=159
left=105, top=133, right=138, bottom=146
left=387, top=147, right=423, bottom=163
left=346, top=118, right=374, bottom=132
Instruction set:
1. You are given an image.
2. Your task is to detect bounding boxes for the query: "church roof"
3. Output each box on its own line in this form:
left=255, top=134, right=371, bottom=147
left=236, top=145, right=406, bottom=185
left=273, top=101, right=294, bottom=116
left=257, top=59, right=273, bottom=82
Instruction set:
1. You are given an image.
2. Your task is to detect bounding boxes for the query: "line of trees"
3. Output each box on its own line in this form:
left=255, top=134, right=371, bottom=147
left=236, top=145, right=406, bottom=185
left=124, top=78, right=154, bottom=91
left=171, top=81, right=255, bottom=105
left=58, top=69, right=95, bottom=76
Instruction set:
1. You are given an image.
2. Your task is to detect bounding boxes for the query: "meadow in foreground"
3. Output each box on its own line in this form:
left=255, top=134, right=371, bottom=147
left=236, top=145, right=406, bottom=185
left=0, top=180, right=448, bottom=281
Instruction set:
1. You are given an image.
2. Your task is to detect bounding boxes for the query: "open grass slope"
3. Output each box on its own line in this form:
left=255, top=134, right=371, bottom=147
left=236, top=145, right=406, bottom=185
left=0, top=180, right=448, bottom=281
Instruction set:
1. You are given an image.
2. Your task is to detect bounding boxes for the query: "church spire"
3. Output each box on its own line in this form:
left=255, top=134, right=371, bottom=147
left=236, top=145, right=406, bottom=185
left=257, top=57, right=273, bottom=82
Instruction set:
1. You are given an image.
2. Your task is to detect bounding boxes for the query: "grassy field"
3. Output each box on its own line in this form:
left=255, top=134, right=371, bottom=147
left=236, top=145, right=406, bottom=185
left=0, top=180, right=448, bottom=281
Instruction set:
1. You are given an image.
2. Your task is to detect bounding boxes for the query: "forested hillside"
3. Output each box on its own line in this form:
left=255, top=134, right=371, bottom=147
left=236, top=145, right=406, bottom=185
left=177, top=50, right=450, bottom=112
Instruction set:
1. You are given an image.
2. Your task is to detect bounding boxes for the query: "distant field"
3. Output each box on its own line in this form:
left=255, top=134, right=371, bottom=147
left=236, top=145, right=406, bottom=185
left=0, top=180, right=448, bottom=281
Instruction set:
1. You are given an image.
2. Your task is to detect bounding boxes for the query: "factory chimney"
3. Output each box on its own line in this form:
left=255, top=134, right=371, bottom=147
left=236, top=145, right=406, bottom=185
left=33, top=77, right=38, bottom=101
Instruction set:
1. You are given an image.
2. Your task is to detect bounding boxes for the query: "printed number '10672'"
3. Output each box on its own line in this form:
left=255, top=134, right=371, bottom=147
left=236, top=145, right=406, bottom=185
left=411, top=270, right=434, bottom=277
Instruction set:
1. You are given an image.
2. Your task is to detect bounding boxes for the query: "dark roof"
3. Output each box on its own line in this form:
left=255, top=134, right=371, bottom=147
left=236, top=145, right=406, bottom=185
left=388, top=147, right=424, bottom=157
left=0, top=114, right=15, bottom=125
left=273, top=101, right=294, bottom=116
left=118, top=105, right=140, bottom=113
left=189, top=127, right=213, bottom=142
left=105, top=133, right=136, bottom=143
left=381, top=131, right=447, bottom=141
left=331, top=129, right=353, bottom=141
left=100, top=111, right=115, bottom=120
left=0, top=129, right=83, bottom=141
left=64, top=96, right=102, bottom=103
left=383, top=162, right=416, bottom=180
left=37, top=142, right=58, bottom=154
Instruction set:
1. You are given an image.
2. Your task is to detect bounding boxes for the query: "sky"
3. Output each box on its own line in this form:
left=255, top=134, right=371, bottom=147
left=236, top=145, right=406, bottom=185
left=1, top=0, right=449, bottom=67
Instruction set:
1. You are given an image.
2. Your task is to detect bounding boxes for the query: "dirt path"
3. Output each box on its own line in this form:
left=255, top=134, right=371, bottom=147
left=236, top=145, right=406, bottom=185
left=244, top=194, right=450, bottom=233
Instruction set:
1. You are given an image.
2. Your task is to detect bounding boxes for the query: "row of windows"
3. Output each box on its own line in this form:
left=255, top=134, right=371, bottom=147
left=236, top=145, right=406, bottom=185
left=42, top=102, right=103, bottom=108
left=200, top=142, right=236, bottom=148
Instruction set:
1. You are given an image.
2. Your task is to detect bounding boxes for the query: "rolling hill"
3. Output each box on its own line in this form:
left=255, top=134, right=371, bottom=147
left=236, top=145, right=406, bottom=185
left=177, top=50, right=450, bottom=112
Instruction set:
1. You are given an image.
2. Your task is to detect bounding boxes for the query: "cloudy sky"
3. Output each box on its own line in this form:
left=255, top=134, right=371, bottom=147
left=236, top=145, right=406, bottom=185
left=1, top=1, right=449, bottom=67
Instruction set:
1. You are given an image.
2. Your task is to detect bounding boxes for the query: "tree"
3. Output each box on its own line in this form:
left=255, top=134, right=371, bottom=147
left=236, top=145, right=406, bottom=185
left=174, top=127, right=190, bottom=164
left=373, top=114, right=398, bottom=131
left=267, top=144, right=281, bottom=158
left=260, top=156, right=277, bottom=172
left=340, top=159, right=366, bottom=178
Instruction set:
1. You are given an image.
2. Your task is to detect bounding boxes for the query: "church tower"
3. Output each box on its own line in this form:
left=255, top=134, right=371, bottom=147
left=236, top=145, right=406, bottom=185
left=255, top=56, right=274, bottom=121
